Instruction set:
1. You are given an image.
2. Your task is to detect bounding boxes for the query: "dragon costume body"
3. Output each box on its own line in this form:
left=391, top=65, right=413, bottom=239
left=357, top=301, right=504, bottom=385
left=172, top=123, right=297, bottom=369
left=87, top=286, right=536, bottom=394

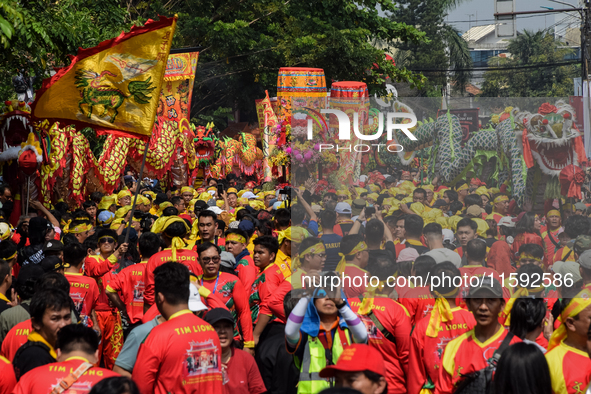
left=0, top=102, right=266, bottom=208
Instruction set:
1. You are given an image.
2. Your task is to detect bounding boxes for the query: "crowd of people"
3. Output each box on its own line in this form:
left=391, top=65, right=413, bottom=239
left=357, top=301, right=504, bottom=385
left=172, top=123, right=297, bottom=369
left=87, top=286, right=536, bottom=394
left=0, top=168, right=590, bottom=394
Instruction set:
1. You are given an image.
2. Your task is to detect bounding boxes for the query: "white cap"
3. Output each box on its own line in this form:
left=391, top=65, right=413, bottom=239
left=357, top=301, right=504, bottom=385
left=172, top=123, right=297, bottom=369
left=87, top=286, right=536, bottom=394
left=207, top=206, right=223, bottom=215
left=335, top=202, right=352, bottom=214
left=243, top=192, right=256, bottom=199
left=442, top=229, right=455, bottom=243
left=188, top=283, right=208, bottom=312
left=498, top=216, right=515, bottom=228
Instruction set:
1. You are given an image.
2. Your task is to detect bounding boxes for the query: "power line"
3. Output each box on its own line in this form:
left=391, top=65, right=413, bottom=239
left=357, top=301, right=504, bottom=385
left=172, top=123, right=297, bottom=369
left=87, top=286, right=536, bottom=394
left=446, top=12, right=580, bottom=24
left=409, top=60, right=580, bottom=72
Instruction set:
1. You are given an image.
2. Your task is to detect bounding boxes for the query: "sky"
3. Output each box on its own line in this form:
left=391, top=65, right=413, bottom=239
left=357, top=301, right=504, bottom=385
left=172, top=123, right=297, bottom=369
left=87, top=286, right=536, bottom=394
left=446, top=0, right=582, bottom=36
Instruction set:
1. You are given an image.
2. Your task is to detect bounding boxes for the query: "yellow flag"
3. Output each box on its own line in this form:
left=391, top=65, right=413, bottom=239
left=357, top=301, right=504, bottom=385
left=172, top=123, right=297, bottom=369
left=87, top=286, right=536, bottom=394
left=32, top=16, right=177, bottom=140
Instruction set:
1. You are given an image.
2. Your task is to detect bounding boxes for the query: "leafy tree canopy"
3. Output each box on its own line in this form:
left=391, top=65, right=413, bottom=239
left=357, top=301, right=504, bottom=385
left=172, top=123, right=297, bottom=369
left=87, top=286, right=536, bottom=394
left=1, top=0, right=428, bottom=125
left=391, top=0, right=472, bottom=96
left=480, top=30, right=579, bottom=97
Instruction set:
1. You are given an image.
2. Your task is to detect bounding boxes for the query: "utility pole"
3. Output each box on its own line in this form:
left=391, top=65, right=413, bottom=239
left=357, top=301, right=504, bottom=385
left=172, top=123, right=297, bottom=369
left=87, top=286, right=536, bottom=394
left=583, top=0, right=590, bottom=81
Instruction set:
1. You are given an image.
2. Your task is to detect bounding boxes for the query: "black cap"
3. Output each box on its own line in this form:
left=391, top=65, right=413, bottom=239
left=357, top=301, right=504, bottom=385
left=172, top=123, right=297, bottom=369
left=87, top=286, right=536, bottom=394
left=203, top=308, right=234, bottom=326
left=39, top=255, right=65, bottom=273
left=432, top=199, right=448, bottom=209
left=154, top=193, right=169, bottom=206
left=194, top=200, right=208, bottom=210
left=16, top=263, right=44, bottom=287
left=42, top=240, right=64, bottom=253
left=123, top=175, right=135, bottom=184
left=29, top=217, right=52, bottom=233
left=468, top=277, right=503, bottom=298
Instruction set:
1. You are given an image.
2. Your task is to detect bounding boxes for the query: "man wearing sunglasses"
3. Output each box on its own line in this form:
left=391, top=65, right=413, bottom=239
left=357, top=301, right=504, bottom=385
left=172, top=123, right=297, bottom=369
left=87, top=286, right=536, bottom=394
left=196, top=242, right=254, bottom=355
left=83, top=229, right=129, bottom=369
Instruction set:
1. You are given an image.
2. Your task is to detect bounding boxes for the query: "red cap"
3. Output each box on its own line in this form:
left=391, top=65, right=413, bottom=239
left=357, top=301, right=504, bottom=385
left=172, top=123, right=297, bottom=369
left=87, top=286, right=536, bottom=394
left=179, top=214, right=193, bottom=224
left=319, top=345, right=386, bottom=378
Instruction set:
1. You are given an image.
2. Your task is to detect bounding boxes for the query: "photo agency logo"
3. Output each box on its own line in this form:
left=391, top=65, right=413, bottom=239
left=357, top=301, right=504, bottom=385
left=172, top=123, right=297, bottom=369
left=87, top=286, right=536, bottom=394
left=305, top=108, right=417, bottom=153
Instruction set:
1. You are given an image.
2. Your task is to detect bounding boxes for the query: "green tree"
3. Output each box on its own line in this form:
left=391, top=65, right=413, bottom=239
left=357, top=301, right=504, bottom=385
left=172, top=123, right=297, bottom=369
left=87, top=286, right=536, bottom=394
left=132, top=0, right=429, bottom=124
left=480, top=30, right=579, bottom=97
left=1, top=0, right=428, bottom=128
left=0, top=0, right=130, bottom=98
left=391, top=0, right=472, bottom=96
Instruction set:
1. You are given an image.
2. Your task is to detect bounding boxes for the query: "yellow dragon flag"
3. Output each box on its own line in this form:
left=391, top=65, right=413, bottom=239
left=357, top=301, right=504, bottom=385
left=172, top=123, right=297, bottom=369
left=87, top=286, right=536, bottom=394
left=31, top=15, right=177, bottom=140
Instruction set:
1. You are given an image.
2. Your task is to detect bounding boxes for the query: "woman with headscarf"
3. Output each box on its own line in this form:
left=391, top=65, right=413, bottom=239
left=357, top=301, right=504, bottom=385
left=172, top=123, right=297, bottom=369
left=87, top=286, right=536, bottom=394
left=284, top=272, right=368, bottom=394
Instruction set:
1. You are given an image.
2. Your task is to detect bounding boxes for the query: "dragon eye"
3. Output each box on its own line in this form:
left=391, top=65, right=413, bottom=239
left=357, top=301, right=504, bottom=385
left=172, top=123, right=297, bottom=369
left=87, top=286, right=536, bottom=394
left=193, top=138, right=197, bottom=142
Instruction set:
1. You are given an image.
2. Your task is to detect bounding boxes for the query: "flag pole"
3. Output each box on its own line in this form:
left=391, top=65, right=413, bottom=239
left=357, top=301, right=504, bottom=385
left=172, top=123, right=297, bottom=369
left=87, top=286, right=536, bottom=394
left=124, top=140, right=149, bottom=244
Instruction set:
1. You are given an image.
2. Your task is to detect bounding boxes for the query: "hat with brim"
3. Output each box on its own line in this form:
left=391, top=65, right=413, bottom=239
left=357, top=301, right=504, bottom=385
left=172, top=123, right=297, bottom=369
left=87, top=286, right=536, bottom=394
left=351, top=199, right=366, bottom=216
left=467, top=277, right=503, bottom=298
left=188, top=283, right=208, bottom=312
left=319, top=344, right=386, bottom=378
left=203, top=307, right=235, bottom=326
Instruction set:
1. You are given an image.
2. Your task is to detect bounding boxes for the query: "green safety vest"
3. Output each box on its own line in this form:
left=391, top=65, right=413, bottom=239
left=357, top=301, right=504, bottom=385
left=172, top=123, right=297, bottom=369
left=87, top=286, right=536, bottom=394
left=295, top=328, right=352, bottom=394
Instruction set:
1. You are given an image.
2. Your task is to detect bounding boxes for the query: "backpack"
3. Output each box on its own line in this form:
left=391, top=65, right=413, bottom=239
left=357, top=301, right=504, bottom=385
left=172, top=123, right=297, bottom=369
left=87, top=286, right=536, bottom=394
left=453, top=332, right=515, bottom=394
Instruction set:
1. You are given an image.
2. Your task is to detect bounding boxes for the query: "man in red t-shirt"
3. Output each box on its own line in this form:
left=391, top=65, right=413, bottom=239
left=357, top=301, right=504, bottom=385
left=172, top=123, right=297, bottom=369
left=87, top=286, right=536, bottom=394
left=204, top=308, right=266, bottom=394
left=107, top=232, right=162, bottom=328
left=349, top=295, right=412, bottom=393
left=339, top=234, right=370, bottom=299
left=83, top=229, right=127, bottom=369
left=133, top=262, right=223, bottom=394
left=144, top=217, right=203, bottom=312
left=249, top=236, right=287, bottom=326
left=436, top=277, right=521, bottom=394
left=196, top=242, right=254, bottom=352
left=12, top=324, right=118, bottom=394
left=458, top=239, right=509, bottom=303
left=63, top=243, right=100, bottom=329
left=225, top=229, right=258, bottom=293
left=399, top=255, right=436, bottom=325
left=408, top=262, right=475, bottom=394
left=0, top=354, right=15, bottom=394
left=0, top=319, right=32, bottom=361
left=546, top=291, right=591, bottom=394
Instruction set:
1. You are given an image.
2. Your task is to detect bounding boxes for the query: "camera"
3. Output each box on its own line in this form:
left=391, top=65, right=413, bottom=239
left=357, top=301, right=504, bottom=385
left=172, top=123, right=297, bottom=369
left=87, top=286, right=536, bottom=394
left=279, top=187, right=292, bottom=196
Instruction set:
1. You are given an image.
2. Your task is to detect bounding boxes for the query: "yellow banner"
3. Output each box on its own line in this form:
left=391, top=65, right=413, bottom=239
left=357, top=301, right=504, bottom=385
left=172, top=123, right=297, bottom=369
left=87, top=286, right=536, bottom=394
left=32, top=16, right=177, bottom=140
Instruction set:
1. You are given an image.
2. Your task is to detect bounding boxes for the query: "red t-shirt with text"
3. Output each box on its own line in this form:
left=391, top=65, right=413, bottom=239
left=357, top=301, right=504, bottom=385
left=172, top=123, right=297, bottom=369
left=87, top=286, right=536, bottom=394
left=12, top=357, right=118, bottom=394
left=132, top=310, right=223, bottom=394
left=144, top=249, right=203, bottom=306
left=0, top=319, right=32, bottom=362
left=65, top=272, right=100, bottom=327
left=107, top=261, right=147, bottom=324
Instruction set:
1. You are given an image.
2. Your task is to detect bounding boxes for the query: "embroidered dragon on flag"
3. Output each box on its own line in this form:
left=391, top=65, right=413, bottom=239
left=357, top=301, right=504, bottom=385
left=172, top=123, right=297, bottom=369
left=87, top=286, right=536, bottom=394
left=74, top=70, right=156, bottom=123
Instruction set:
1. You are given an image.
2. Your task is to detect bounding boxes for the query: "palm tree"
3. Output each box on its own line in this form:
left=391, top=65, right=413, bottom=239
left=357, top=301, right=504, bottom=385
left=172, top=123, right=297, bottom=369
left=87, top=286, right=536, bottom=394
left=391, top=0, right=472, bottom=95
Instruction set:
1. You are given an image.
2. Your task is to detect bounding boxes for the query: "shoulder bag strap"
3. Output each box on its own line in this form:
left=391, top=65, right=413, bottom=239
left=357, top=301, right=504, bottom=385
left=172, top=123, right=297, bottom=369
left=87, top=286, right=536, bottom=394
left=489, top=331, right=515, bottom=367
left=547, top=232, right=561, bottom=249
left=368, top=311, right=396, bottom=345
left=50, top=362, right=94, bottom=394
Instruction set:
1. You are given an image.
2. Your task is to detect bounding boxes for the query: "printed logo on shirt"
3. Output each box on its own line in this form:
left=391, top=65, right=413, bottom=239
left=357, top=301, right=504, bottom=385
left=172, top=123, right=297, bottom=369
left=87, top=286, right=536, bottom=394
left=51, top=379, right=93, bottom=393
left=436, top=337, right=453, bottom=358
left=133, top=281, right=145, bottom=302
left=71, top=292, right=85, bottom=315
left=572, top=381, right=585, bottom=394
left=359, top=315, right=383, bottom=341
left=183, top=339, right=222, bottom=383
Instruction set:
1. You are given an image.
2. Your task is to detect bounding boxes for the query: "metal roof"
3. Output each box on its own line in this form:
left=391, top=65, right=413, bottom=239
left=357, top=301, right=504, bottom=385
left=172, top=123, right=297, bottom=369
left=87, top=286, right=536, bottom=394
left=462, top=24, right=496, bottom=42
